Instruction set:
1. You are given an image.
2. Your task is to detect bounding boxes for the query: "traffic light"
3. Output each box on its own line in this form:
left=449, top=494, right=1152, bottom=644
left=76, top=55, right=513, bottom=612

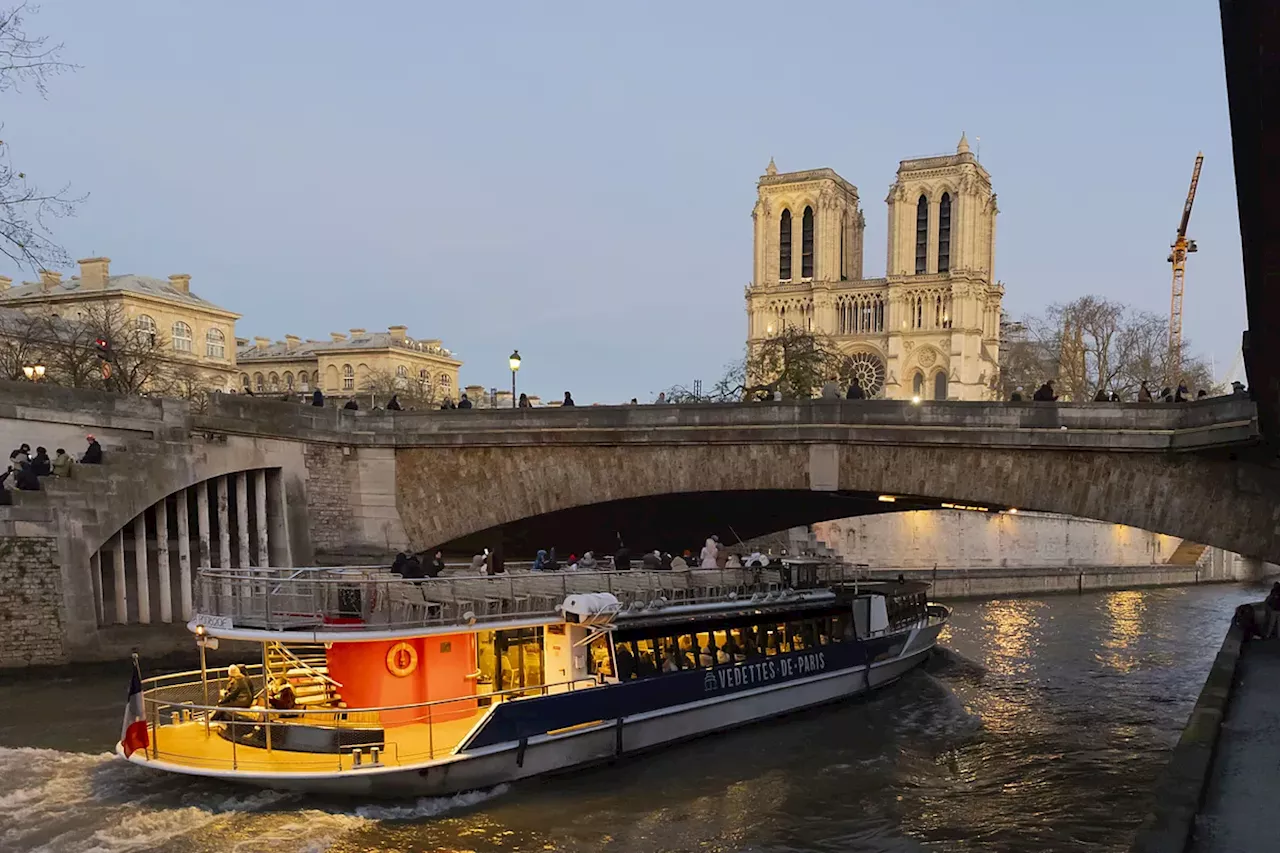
left=95, top=337, right=111, bottom=362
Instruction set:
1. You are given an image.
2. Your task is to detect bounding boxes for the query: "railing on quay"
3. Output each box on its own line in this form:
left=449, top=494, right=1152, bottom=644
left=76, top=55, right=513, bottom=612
left=138, top=663, right=599, bottom=773
left=193, top=563, right=864, bottom=633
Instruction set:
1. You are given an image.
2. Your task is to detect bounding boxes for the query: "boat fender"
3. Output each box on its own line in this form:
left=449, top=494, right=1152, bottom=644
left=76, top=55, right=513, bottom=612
left=516, top=737, right=528, bottom=768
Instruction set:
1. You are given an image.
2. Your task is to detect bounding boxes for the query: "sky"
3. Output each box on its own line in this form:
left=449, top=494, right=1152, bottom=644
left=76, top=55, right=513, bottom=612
left=2, top=1, right=1245, bottom=402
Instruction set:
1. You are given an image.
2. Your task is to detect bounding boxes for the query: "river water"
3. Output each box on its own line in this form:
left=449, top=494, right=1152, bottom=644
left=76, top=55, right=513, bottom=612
left=0, top=584, right=1256, bottom=853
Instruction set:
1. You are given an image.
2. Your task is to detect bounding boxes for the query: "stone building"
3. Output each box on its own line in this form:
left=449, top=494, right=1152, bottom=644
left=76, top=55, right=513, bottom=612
left=235, top=327, right=462, bottom=404
left=0, top=257, right=241, bottom=390
left=745, top=135, right=1004, bottom=400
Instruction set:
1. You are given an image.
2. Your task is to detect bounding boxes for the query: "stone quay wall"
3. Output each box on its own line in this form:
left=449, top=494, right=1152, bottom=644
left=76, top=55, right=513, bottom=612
left=0, top=536, right=67, bottom=667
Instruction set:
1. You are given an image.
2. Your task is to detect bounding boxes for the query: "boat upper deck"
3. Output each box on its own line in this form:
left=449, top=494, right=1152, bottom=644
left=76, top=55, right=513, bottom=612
left=193, top=564, right=888, bottom=639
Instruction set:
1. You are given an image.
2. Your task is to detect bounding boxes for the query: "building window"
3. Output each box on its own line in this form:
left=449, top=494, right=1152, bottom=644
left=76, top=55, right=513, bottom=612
left=205, top=327, right=225, bottom=359
left=439, top=373, right=451, bottom=393
left=240, top=373, right=250, bottom=390
left=938, top=193, right=952, bottom=273
left=172, top=321, right=193, bottom=352
left=136, top=314, right=157, bottom=346
left=342, top=364, right=354, bottom=391
left=915, top=195, right=928, bottom=274
left=912, top=372, right=924, bottom=398
left=284, top=372, right=294, bottom=391
left=779, top=209, right=792, bottom=280
left=934, top=371, right=948, bottom=401
left=801, top=206, right=815, bottom=278
left=254, top=372, right=265, bottom=393
left=268, top=372, right=280, bottom=392
left=298, top=371, right=310, bottom=391
left=839, top=213, right=846, bottom=280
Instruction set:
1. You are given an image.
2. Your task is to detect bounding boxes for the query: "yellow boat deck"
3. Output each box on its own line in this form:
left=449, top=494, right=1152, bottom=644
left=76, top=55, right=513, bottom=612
left=147, top=709, right=489, bottom=774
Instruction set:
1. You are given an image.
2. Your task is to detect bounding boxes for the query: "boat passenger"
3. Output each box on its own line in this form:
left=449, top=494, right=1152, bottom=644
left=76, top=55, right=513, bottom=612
left=427, top=551, right=446, bottom=578
left=642, top=550, right=661, bottom=570
left=699, top=644, right=714, bottom=668
left=699, top=538, right=718, bottom=568
left=578, top=551, right=598, bottom=571
left=670, top=554, right=688, bottom=570
left=268, top=678, right=297, bottom=714
left=213, top=665, right=255, bottom=721
left=725, top=554, right=742, bottom=568
left=391, top=552, right=409, bottom=575
left=401, top=553, right=425, bottom=579
left=662, top=647, right=681, bottom=672
left=470, top=553, right=487, bottom=574
left=637, top=651, right=657, bottom=677
left=615, top=644, right=636, bottom=680
left=545, top=548, right=560, bottom=571
left=613, top=545, right=632, bottom=571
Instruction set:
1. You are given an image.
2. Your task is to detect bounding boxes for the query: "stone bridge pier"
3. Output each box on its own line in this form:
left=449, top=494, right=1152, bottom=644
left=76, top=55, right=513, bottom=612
left=1, top=380, right=1278, bottom=666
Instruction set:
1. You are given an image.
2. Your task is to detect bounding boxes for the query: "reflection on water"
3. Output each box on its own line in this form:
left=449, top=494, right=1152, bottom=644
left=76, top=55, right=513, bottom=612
left=0, top=584, right=1259, bottom=853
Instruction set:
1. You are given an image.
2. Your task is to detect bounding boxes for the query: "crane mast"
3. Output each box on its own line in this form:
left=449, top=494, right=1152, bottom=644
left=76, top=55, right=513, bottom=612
left=1167, top=152, right=1203, bottom=385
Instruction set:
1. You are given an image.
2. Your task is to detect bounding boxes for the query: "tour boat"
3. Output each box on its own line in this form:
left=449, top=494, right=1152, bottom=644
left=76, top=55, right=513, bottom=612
left=116, top=559, right=949, bottom=797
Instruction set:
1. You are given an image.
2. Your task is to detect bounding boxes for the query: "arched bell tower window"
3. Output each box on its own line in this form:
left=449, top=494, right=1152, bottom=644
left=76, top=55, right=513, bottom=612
left=938, top=193, right=952, bottom=273
left=912, top=372, right=924, bottom=398
left=801, top=206, right=815, bottom=278
left=934, top=371, right=948, bottom=401
left=779, top=210, right=793, bottom=281
left=915, top=195, right=928, bottom=274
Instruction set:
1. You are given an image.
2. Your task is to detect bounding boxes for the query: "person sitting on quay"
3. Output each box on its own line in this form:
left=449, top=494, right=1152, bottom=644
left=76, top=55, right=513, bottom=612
left=12, top=460, right=40, bottom=491
left=1009, top=386, right=1024, bottom=402
left=846, top=379, right=866, bottom=400
left=385, top=394, right=402, bottom=411
left=9, top=443, right=30, bottom=465
left=1093, top=388, right=1110, bottom=402
left=1032, top=381, right=1058, bottom=402
left=51, top=448, right=73, bottom=478
left=29, top=446, right=51, bottom=477
left=343, top=398, right=359, bottom=411
left=81, top=435, right=104, bottom=464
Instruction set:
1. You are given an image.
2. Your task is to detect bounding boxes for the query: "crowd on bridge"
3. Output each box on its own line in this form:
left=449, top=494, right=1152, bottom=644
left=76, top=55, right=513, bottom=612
left=1010, top=379, right=1246, bottom=404
left=0, top=435, right=103, bottom=504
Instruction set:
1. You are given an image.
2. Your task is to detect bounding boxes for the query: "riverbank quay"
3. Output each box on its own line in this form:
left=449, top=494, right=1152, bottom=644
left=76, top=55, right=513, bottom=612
left=1132, top=605, right=1280, bottom=852
left=882, top=564, right=1245, bottom=601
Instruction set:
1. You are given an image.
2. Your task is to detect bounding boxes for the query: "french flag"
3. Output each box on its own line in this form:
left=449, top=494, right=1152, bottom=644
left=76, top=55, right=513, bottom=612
left=120, top=660, right=150, bottom=758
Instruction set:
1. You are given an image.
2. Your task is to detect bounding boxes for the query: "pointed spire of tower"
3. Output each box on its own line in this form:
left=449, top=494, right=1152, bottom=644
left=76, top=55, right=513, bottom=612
left=765, top=157, right=777, bottom=176
left=957, top=132, right=970, bottom=154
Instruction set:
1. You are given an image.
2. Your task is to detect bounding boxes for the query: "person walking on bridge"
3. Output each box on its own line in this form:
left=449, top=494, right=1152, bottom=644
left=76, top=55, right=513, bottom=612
left=1138, top=381, right=1153, bottom=402
left=311, top=389, right=325, bottom=407
left=1032, top=381, right=1058, bottom=402
left=562, top=391, right=576, bottom=407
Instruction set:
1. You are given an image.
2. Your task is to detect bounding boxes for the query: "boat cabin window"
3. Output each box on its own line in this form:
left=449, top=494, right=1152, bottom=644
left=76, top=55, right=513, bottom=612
left=611, top=605, right=858, bottom=680
left=477, top=628, right=545, bottom=693
left=587, top=634, right=613, bottom=678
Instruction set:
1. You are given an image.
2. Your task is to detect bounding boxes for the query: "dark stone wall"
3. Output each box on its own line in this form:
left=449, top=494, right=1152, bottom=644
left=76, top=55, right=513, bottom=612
left=0, top=536, right=66, bottom=667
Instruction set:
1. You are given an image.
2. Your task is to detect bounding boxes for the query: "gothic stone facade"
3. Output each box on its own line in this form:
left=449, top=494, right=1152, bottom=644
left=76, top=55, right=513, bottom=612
left=746, top=135, right=1004, bottom=400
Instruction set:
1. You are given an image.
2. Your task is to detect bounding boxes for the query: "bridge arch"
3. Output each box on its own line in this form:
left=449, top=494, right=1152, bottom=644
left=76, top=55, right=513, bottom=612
left=395, top=442, right=1280, bottom=562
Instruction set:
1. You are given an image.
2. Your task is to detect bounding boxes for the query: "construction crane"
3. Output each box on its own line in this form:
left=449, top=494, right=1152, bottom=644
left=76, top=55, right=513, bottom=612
left=1166, top=152, right=1203, bottom=385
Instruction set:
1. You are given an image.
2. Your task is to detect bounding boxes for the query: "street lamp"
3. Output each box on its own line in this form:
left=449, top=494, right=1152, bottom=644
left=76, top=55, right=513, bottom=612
left=22, top=364, right=45, bottom=381
left=509, top=349, right=521, bottom=408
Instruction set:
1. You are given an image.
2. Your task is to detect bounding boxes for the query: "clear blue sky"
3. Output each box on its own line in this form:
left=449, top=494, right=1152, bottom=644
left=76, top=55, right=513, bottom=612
left=6, top=1, right=1244, bottom=401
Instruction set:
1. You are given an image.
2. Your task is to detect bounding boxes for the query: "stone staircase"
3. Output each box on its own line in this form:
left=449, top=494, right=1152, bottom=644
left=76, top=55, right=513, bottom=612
left=1167, top=539, right=1211, bottom=567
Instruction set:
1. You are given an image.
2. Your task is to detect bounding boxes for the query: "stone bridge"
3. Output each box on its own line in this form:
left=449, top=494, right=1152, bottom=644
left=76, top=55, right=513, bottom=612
left=1, top=381, right=1277, bottom=666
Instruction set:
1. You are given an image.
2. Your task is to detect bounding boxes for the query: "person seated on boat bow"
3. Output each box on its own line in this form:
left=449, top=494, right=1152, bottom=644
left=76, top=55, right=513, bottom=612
left=577, top=551, right=598, bottom=571
left=400, top=552, right=425, bottom=579
left=212, top=664, right=255, bottom=721
left=641, top=550, right=661, bottom=571
left=669, top=553, right=688, bottom=570
left=268, top=677, right=297, bottom=716
left=725, top=554, right=742, bottom=568
left=391, top=552, right=409, bottom=575
left=427, top=550, right=446, bottom=578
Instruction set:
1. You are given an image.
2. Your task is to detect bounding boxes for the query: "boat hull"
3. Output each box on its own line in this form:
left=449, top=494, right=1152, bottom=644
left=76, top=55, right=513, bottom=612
left=119, top=620, right=944, bottom=797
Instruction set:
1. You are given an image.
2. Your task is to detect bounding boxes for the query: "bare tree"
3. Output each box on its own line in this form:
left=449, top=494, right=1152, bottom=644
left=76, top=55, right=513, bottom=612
left=0, top=3, right=80, bottom=270
left=360, top=366, right=439, bottom=409
left=0, top=304, right=46, bottom=379
left=662, top=328, right=854, bottom=403
left=1013, top=296, right=1219, bottom=401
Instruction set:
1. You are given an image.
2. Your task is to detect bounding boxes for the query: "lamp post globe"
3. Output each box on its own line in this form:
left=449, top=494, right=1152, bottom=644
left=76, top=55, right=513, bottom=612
left=509, top=350, right=521, bottom=408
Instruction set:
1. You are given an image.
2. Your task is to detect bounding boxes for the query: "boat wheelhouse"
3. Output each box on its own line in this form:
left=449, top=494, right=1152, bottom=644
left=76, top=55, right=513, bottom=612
left=119, top=560, right=948, bottom=797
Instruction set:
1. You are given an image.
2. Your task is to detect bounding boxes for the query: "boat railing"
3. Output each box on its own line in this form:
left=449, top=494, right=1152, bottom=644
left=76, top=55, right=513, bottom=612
left=192, top=564, right=858, bottom=632
left=138, top=666, right=599, bottom=773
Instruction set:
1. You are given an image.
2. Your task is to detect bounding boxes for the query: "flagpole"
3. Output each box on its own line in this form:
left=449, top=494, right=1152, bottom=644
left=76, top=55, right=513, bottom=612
left=132, top=652, right=152, bottom=759
left=196, top=625, right=210, bottom=735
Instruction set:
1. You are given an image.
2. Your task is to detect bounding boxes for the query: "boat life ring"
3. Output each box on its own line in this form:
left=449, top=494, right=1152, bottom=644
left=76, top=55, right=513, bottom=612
left=386, top=641, right=418, bottom=677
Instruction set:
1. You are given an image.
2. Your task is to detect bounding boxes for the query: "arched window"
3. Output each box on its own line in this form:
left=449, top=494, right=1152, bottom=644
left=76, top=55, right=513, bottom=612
left=284, top=372, right=294, bottom=390
left=915, top=195, right=929, bottom=275
left=839, top=213, right=846, bottom=280
left=396, top=365, right=408, bottom=378
left=268, top=372, right=280, bottom=392
left=342, top=364, right=354, bottom=390
left=172, top=321, right=192, bottom=352
left=439, top=373, right=452, bottom=392
left=253, top=372, right=264, bottom=393
left=938, top=193, right=952, bottom=273
left=136, top=314, right=157, bottom=345
left=779, top=209, right=793, bottom=280
left=934, top=371, right=949, bottom=401
left=240, top=373, right=250, bottom=390
left=298, top=371, right=310, bottom=391
left=912, top=372, right=924, bottom=398
left=205, top=327, right=225, bottom=359
left=801, top=206, right=815, bottom=278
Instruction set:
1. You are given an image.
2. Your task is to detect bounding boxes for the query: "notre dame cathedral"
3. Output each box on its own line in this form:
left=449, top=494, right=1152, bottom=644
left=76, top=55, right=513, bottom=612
left=745, top=134, right=1004, bottom=400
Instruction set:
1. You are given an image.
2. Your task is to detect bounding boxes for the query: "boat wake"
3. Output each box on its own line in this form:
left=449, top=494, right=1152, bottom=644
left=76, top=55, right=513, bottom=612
left=0, top=746, right=508, bottom=852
